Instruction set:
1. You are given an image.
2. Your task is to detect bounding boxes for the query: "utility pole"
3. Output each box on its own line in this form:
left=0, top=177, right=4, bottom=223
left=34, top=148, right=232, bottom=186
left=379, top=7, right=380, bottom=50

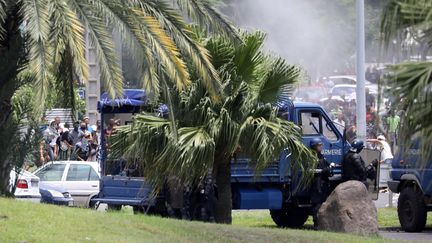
left=356, top=0, right=366, bottom=140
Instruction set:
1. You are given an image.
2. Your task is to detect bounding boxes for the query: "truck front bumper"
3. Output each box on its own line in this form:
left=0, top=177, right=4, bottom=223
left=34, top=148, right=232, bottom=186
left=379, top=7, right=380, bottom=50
left=387, top=180, right=400, bottom=193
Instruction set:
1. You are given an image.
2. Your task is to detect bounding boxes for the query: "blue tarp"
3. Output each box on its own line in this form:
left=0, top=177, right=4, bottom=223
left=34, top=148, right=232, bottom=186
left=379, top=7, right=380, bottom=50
left=98, top=89, right=146, bottom=113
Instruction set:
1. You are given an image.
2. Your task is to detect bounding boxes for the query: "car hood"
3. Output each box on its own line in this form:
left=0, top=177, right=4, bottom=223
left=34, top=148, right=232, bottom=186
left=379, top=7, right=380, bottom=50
left=39, top=183, right=68, bottom=193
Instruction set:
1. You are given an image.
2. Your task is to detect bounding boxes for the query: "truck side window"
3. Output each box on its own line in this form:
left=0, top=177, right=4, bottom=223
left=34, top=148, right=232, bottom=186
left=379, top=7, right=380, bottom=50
left=322, top=117, right=338, bottom=141
left=299, top=112, right=321, bottom=135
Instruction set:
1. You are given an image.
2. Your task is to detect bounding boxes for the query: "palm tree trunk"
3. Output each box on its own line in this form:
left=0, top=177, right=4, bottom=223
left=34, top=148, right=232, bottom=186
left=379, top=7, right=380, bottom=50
left=0, top=8, right=25, bottom=196
left=213, top=157, right=232, bottom=224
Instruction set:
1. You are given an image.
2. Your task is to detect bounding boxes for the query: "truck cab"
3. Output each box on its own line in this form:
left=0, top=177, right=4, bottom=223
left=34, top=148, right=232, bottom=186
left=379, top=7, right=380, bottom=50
left=387, top=141, right=432, bottom=232
left=93, top=90, right=379, bottom=227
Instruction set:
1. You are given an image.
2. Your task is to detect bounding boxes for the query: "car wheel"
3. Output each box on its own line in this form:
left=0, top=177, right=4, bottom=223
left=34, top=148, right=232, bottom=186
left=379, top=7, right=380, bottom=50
left=270, top=205, right=309, bottom=228
left=398, top=186, right=427, bottom=232
left=89, top=196, right=99, bottom=210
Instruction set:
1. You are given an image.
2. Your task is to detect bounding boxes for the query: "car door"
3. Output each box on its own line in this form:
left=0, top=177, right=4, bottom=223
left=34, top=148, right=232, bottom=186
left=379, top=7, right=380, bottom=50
left=62, top=163, right=99, bottom=207
left=35, top=163, right=67, bottom=188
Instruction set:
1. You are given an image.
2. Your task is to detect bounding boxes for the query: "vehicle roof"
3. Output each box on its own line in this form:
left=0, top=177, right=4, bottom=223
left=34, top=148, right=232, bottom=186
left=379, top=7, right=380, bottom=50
left=293, top=101, right=322, bottom=109
left=332, top=84, right=357, bottom=88
left=41, top=161, right=98, bottom=166
left=327, top=75, right=356, bottom=79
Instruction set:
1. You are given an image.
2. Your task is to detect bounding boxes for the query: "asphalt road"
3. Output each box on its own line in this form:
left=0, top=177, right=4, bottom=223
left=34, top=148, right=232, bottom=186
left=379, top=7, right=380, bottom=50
left=380, top=228, right=432, bottom=242
left=375, top=192, right=432, bottom=241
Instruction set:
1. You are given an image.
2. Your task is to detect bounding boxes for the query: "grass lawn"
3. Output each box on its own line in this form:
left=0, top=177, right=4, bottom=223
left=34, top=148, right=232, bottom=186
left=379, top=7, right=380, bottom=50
left=233, top=208, right=432, bottom=229
left=0, top=198, right=400, bottom=243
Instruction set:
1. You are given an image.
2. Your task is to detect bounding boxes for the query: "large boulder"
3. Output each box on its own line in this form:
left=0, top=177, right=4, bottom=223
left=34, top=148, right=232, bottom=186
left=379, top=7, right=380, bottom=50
left=317, top=180, right=378, bottom=235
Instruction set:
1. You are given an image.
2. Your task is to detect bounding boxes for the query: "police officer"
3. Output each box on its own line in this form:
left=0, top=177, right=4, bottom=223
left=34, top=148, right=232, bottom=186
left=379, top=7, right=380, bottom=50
left=309, top=138, right=332, bottom=229
left=342, top=139, right=377, bottom=187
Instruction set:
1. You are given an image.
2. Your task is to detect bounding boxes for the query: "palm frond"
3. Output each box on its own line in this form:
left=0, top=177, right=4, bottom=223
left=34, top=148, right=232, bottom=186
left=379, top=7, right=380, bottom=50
left=381, top=0, right=432, bottom=48
left=154, top=126, right=215, bottom=188
left=129, top=9, right=191, bottom=91
left=133, top=0, right=222, bottom=100
left=71, top=0, right=123, bottom=98
left=238, top=106, right=315, bottom=186
left=232, top=31, right=266, bottom=84
left=49, top=0, right=88, bottom=81
left=256, top=58, right=300, bottom=104
left=386, top=62, right=432, bottom=156
left=20, top=0, right=52, bottom=112
left=0, top=0, right=6, bottom=41
left=176, top=0, right=240, bottom=42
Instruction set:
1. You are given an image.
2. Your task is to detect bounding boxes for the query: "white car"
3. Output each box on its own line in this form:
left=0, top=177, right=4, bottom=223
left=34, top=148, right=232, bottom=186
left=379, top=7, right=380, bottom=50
left=34, top=161, right=100, bottom=207
left=9, top=169, right=41, bottom=203
left=331, top=84, right=378, bottom=100
left=326, top=75, right=374, bottom=86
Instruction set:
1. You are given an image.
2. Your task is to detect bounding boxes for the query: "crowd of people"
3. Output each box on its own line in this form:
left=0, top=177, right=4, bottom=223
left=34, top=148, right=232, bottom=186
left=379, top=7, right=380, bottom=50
left=38, top=117, right=119, bottom=167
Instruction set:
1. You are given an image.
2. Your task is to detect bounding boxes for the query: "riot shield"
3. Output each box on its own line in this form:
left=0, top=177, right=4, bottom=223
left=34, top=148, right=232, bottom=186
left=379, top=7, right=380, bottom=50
left=359, top=148, right=381, bottom=200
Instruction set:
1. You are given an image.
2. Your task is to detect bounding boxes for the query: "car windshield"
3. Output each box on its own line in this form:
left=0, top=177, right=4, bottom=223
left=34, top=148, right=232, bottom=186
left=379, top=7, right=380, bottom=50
left=332, top=87, right=356, bottom=97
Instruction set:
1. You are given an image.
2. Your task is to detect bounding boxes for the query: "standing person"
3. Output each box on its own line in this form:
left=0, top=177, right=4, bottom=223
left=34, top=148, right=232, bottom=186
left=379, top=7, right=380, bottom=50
left=69, top=121, right=82, bottom=146
left=57, top=125, right=73, bottom=160
left=105, top=118, right=117, bottom=137
left=72, top=133, right=90, bottom=161
left=80, top=121, right=88, bottom=134
left=43, top=120, right=59, bottom=161
left=365, top=88, right=375, bottom=109
left=88, top=131, right=98, bottom=161
left=367, top=135, right=393, bottom=187
left=342, top=139, right=377, bottom=188
left=38, top=138, right=50, bottom=166
left=309, top=138, right=332, bottom=230
left=386, top=110, right=400, bottom=149
left=83, top=117, right=94, bottom=133
left=333, top=111, right=345, bottom=133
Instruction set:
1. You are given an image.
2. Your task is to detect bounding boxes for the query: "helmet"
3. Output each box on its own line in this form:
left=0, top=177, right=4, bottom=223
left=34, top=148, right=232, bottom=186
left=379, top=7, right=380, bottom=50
left=350, top=139, right=364, bottom=153
left=310, top=138, right=323, bottom=148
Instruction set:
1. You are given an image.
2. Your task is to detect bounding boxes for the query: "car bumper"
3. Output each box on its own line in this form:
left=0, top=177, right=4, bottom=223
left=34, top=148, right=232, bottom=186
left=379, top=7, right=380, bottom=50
left=15, top=196, right=41, bottom=203
left=387, top=180, right=400, bottom=193
left=42, top=197, right=74, bottom=206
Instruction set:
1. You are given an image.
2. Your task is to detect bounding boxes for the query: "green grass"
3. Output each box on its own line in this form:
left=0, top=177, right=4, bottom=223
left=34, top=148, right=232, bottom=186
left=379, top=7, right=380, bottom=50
left=233, top=208, right=432, bottom=229
left=0, top=198, right=398, bottom=243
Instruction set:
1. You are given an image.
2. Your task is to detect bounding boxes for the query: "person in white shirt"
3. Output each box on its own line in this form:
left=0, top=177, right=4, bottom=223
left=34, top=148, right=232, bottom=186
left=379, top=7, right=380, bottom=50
left=368, top=135, right=393, bottom=164
left=367, top=135, right=394, bottom=187
left=333, top=112, right=345, bottom=133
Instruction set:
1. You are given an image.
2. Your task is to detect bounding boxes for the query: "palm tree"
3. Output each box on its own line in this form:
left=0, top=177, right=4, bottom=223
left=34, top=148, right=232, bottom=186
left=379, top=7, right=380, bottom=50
left=0, top=0, right=237, bottom=195
left=381, top=0, right=432, bottom=155
left=110, top=32, right=315, bottom=224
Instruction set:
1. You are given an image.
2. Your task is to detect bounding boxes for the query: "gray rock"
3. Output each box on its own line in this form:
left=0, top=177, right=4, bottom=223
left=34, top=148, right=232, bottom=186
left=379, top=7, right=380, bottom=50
left=317, top=180, right=378, bottom=235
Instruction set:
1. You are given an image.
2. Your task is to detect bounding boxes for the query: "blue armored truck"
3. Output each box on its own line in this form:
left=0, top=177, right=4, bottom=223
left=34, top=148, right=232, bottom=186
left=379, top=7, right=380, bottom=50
left=387, top=141, right=432, bottom=232
left=93, top=89, right=380, bottom=227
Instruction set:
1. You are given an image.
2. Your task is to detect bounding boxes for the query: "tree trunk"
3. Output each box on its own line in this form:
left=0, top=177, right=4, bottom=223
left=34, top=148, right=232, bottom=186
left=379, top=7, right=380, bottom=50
left=0, top=7, right=26, bottom=196
left=213, top=157, right=232, bottom=224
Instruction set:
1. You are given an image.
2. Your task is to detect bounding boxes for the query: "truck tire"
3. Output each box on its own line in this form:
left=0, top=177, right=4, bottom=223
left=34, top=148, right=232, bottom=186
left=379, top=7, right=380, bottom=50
left=398, top=186, right=427, bottom=232
left=270, top=206, right=309, bottom=228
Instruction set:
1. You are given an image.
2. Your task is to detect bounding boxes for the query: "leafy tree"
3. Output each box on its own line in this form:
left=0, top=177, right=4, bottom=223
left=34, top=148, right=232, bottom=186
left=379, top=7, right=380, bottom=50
left=0, top=0, right=237, bottom=195
left=110, top=32, right=315, bottom=224
left=381, top=0, right=432, bottom=155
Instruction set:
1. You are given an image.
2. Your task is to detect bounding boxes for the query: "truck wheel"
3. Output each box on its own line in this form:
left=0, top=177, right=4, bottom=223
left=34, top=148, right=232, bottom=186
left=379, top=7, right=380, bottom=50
left=270, top=206, right=309, bottom=228
left=398, top=186, right=427, bottom=232
left=107, top=204, right=122, bottom=211
left=133, top=206, right=145, bottom=214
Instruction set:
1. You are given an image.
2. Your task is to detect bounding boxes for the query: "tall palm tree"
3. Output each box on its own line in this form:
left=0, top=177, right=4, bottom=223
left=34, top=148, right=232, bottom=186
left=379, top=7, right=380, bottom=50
left=110, top=32, right=315, bottom=224
left=381, top=0, right=432, bottom=155
left=0, top=0, right=237, bottom=195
